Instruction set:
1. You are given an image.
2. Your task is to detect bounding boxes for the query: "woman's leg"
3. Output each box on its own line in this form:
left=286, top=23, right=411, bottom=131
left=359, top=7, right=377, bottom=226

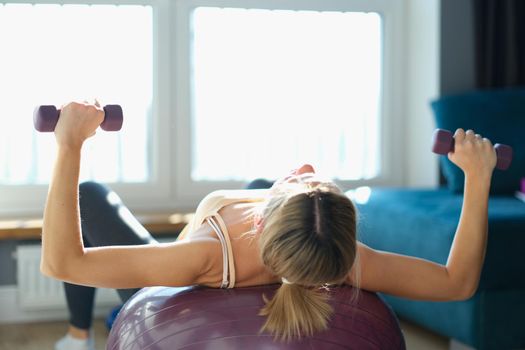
left=57, top=181, right=157, bottom=348
left=76, top=181, right=157, bottom=302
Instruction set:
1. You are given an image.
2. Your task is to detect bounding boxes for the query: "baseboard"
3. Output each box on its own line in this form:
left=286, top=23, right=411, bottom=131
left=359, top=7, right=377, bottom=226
left=0, top=285, right=120, bottom=324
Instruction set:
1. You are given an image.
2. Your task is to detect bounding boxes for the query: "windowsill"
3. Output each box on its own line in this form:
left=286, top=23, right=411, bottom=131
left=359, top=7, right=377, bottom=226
left=0, top=213, right=194, bottom=241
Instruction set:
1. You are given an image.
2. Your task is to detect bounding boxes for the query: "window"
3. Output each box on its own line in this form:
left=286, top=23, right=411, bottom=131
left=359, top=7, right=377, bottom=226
left=0, top=3, right=153, bottom=185
left=0, top=0, right=405, bottom=217
left=191, top=8, right=381, bottom=182
left=0, top=1, right=167, bottom=216
left=174, top=0, right=403, bottom=203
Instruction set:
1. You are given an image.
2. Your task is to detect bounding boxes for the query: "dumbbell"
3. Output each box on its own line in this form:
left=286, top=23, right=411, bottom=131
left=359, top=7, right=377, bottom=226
left=33, top=105, right=123, bottom=132
left=432, top=128, right=513, bottom=170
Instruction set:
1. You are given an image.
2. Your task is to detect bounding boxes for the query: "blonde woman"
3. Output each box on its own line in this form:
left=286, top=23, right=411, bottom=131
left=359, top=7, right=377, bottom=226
left=44, top=101, right=496, bottom=350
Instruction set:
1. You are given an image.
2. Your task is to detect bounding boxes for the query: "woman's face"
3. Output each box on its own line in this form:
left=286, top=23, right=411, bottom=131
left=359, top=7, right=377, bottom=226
left=272, top=164, right=316, bottom=186
left=269, top=164, right=342, bottom=196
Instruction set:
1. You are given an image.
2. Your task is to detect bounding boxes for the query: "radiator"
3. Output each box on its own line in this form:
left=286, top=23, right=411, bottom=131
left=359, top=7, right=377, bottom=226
left=16, top=245, right=120, bottom=310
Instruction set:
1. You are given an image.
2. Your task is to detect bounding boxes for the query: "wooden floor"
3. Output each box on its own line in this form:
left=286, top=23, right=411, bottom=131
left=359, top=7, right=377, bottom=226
left=401, top=320, right=449, bottom=350
left=0, top=319, right=108, bottom=350
left=0, top=318, right=449, bottom=350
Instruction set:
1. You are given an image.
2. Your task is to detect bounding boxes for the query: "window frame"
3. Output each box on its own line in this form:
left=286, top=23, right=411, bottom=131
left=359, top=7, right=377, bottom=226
left=0, top=0, right=175, bottom=217
left=172, top=0, right=406, bottom=206
left=0, top=0, right=406, bottom=218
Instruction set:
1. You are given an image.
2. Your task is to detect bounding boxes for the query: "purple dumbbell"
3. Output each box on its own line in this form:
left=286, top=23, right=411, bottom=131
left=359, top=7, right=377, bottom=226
left=432, top=128, right=513, bottom=170
left=33, top=105, right=123, bottom=132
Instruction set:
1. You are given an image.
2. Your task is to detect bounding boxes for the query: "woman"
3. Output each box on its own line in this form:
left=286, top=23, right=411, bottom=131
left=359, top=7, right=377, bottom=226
left=44, top=101, right=496, bottom=350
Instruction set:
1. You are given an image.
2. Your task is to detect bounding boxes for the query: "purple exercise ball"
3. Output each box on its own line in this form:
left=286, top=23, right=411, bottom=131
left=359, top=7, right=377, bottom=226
left=106, top=285, right=405, bottom=350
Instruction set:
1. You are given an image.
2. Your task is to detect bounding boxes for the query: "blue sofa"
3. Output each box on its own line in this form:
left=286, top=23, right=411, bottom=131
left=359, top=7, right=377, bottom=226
left=356, top=89, right=525, bottom=350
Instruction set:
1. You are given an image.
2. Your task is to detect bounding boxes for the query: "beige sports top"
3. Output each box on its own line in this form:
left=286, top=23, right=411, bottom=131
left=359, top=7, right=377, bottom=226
left=177, top=189, right=268, bottom=288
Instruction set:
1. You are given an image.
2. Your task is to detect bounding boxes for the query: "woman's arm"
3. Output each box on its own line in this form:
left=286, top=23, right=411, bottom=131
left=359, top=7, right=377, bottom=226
left=349, top=129, right=496, bottom=301
left=40, top=102, right=101, bottom=277
left=40, top=101, right=213, bottom=288
left=45, top=239, right=217, bottom=289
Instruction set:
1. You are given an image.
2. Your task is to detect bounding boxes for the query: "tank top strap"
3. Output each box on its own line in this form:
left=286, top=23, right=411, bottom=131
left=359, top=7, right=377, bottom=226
left=212, top=213, right=236, bottom=288
left=206, top=214, right=236, bottom=289
left=205, top=216, right=229, bottom=288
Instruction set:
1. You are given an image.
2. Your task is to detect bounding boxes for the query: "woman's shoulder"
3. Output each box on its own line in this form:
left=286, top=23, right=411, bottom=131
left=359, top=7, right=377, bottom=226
left=193, top=189, right=269, bottom=221
left=201, top=189, right=270, bottom=203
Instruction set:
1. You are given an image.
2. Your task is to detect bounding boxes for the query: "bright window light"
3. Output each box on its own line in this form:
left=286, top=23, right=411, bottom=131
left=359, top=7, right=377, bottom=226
left=0, top=3, right=153, bottom=185
left=191, top=7, right=382, bottom=181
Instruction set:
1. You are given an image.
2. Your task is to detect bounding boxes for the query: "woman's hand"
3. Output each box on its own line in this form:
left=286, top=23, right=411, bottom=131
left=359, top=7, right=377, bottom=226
left=54, top=101, right=105, bottom=149
left=447, top=128, right=497, bottom=179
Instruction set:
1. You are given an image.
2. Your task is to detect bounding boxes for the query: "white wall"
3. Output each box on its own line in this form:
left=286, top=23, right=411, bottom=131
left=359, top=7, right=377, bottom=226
left=402, top=0, right=441, bottom=188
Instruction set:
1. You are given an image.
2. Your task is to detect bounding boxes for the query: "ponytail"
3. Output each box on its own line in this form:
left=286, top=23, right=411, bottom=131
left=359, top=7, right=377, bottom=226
left=257, top=185, right=359, bottom=341
left=259, top=283, right=332, bottom=341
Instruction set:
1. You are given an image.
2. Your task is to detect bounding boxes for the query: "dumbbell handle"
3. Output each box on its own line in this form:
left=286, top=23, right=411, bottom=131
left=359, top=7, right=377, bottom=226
left=432, top=129, right=513, bottom=170
left=34, top=105, right=123, bottom=132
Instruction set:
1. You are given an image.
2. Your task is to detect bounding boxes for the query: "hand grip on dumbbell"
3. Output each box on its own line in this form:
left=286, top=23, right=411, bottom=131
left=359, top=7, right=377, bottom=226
left=432, top=128, right=513, bottom=170
left=33, top=105, right=123, bottom=132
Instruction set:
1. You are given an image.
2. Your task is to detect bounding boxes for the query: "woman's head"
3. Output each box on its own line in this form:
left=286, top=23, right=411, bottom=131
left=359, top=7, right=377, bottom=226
left=257, top=165, right=358, bottom=340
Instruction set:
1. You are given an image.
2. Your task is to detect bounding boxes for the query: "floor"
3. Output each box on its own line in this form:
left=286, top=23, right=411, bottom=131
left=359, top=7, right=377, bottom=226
left=0, top=318, right=449, bottom=350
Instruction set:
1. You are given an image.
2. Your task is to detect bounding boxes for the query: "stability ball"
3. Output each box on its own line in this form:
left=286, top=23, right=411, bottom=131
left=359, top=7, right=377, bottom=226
left=106, top=285, right=405, bottom=350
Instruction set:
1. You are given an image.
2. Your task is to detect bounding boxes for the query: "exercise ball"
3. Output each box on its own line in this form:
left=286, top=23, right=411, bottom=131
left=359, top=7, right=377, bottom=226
left=106, top=285, right=405, bottom=350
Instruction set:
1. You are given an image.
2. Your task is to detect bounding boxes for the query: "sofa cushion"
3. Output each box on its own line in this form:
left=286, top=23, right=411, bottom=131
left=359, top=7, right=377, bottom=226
left=354, top=188, right=525, bottom=290
left=382, top=289, right=525, bottom=350
left=431, top=88, right=525, bottom=195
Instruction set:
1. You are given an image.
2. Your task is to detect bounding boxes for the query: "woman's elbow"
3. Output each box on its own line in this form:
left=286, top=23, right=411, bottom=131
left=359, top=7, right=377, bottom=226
left=447, top=283, right=478, bottom=301
left=40, top=254, right=77, bottom=281
left=40, top=260, right=67, bottom=280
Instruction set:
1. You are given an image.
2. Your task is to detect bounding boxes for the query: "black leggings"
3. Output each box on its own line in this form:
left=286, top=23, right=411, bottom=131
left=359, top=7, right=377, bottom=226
left=64, top=179, right=274, bottom=330
left=64, top=181, right=157, bottom=329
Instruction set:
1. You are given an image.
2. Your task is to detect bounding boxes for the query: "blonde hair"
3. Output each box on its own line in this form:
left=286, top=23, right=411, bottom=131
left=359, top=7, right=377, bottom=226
left=258, top=183, right=358, bottom=341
